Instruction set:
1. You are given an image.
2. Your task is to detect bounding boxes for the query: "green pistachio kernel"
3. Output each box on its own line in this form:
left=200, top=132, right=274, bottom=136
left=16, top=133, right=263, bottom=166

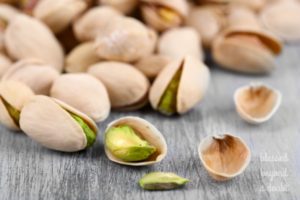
left=1, top=97, right=20, bottom=126
left=139, top=172, right=189, bottom=190
left=157, top=68, right=182, bottom=115
left=105, top=125, right=157, bottom=162
left=70, top=113, right=96, bottom=148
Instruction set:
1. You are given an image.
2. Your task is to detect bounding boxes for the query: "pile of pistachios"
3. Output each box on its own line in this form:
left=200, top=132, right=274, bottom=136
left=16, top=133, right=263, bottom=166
left=0, top=0, right=297, bottom=190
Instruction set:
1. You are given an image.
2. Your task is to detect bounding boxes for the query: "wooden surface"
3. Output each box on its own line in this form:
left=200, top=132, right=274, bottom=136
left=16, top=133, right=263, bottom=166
left=0, top=45, right=300, bottom=200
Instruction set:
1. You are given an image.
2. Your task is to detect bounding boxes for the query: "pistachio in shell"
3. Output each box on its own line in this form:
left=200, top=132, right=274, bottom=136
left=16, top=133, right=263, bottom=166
left=149, top=56, right=210, bottom=115
left=4, top=14, right=64, bottom=72
left=50, top=73, right=110, bottom=122
left=88, top=62, right=150, bottom=111
left=0, top=53, right=12, bottom=78
left=2, top=59, right=60, bottom=95
left=98, top=0, right=138, bottom=14
left=0, top=80, right=34, bottom=130
left=104, top=116, right=167, bottom=166
left=20, top=95, right=98, bottom=152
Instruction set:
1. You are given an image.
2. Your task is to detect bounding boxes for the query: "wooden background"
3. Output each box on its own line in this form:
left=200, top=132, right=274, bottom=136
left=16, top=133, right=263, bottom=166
left=0, top=45, right=299, bottom=200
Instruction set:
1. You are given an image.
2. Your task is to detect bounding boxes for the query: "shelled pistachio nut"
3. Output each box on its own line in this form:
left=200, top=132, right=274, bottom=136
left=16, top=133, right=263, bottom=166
left=20, top=95, right=98, bottom=152
left=88, top=62, right=150, bottom=110
left=135, top=54, right=171, bottom=81
left=140, top=0, right=189, bottom=32
left=0, top=53, right=12, bottom=78
left=50, top=73, right=110, bottom=122
left=98, top=0, right=138, bottom=14
left=73, top=6, right=121, bottom=42
left=198, top=134, right=251, bottom=181
left=158, top=27, right=203, bottom=60
left=2, top=59, right=60, bottom=95
left=65, top=42, right=100, bottom=73
left=33, top=0, right=87, bottom=33
left=234, top=83, right=282, bottom=124
left=0, top=81, right=34, bottom=130
left=4, top=14, right=64, bottom=72
left=149, top=56, right=210, bottom=115
left=104, top=116, right=167, bottom=166
left=95, top=16, right=157, bottom=62
left=139, top=172, right=189, bottom=190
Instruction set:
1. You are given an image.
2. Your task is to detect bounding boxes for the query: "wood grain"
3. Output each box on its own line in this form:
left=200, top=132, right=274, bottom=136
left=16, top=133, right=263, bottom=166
left=0, top=45, right=299, bottom=200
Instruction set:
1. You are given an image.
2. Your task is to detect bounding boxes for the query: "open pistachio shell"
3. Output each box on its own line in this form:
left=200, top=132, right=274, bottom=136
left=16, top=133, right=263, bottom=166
left=140, top=0, right=189, bottom=32
left=2, top=59, right=60, bottom=95
left=4, top=14, right=64, bottom=72
left=149, top=55, right=210, bottom=115
left=198, top=134, right=251, bottom=181
left=20, top=95, right=98, bottom=152
left=259, top=0, right=300, bottom=42
left=158, top=27, right=203, bottom=60
left=73, top=6, right=121, bottom=42
left=98, top=0, right=138, bottom=14
left=94, top=16, right=157, bottom=62
left=65, top=42, right=100, bottom=73
left=0, top=53, right=12, bottom=78
left=234, top=83, right=281, bottom=124
left=33, top=0, right=87, bottom=33
left=0, top=81, right=34, bottom=130
left=88, top=62, right=150, bottom=110
left=104, top=116, right=167, bottom=166
left=50, top=73, right=110, bottom=122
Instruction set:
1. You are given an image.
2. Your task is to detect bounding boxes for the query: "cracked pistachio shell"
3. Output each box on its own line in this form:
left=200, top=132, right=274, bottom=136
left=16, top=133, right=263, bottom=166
left=259, top=0, right=300, bottom=42
left=65, top=42, right=100, bottom=73
left=149, top=56, right=210, bottom=115
left=158, top=27, right=204, bottom=60
left=0, top=80, right=34, bottom=130
left=2, top=59, right=60, bottom=95
left=88, top=62, right=150, bottom=110
left=33, top=0, right=87, bottom=33
left=98, top=0, right=138, bottom=14
left=73, top=6, right=121, bottom=42
left=104, top=116, right=167, bottom=166
left=95, top=16, right=157, bottom=62
left=4, top=15, right=64, bottom=72
left=50, top=73, right=110, bottom=122
left=20, top=95, right=98, bottom=152
left=139, top=172, right=189, bottom=190
left=140, top=0, right=189, bottom=32
left=0, top=53, right=12, bottom=78
left=135, top=54, right=171, bottom=81
left=234, top=83, right=281, bottom=124
left=198, top=134, right=251, bottom=181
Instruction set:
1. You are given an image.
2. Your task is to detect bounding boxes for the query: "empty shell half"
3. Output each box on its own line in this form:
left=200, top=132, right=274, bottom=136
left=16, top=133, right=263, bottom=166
left=234, top=83, right=282, bottom=124
left=0, top=81, right=34, bottom=130
left=20, top=95, right=98, bottom=152
left=50, top=73, right=110, bottom=122
left=149, top=56, right=210, bottom=115
left=104, top=116, right=167, bottom=166
left=198, top=134, right=251, bottom=181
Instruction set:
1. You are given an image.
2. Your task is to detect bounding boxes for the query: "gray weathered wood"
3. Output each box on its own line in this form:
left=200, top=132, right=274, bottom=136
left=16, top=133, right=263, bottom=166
left=0, top=45, right=300, bottom=200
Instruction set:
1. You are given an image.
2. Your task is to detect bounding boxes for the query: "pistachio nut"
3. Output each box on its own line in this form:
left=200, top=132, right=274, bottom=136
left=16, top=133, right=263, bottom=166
left=98, top=0, right=138, bottom=14
left=0, top=4, right=20, bottom=23
left=104, top=116, right=167, bottom=166
left=234, top=83, right=282, bottom=124
left=259, top=0, right=300, bottom=42
left=0, top=80, right=34, bottom=130
left=73, top=6, right=121, bottom=42
left=158, top=27, right=204, bottom=60
left=4, top=14, right=64, bottom=72
left=198, top=134, right=251, bottom=181
left=20, top=95, right=98, bottom=152
left=65, top=42, right=100, bottom=73
left=149, top=56, right=210, bottom=115
left=94, top=16, right=157, bottom=62
left=0, top=53, right=12, bottom=78
left=140, top=0, right=189, bottom=32
left=135, top=54, right=171, bottom=81
left=139, top=172, right=189, bottom=190
left=50, top=73, right=110, bottom=122
left=88, top=62, right=150, bottom=110
left=2, top=59, right=60, bottom=95
left=33, top=0, right=87, bottom=33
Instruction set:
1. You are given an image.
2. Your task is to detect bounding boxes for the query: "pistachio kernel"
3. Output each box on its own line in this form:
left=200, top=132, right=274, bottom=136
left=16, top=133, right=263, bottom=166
left=1, top=97, right=20, bottom=126
left=158, top=7, right=179, bottom=23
